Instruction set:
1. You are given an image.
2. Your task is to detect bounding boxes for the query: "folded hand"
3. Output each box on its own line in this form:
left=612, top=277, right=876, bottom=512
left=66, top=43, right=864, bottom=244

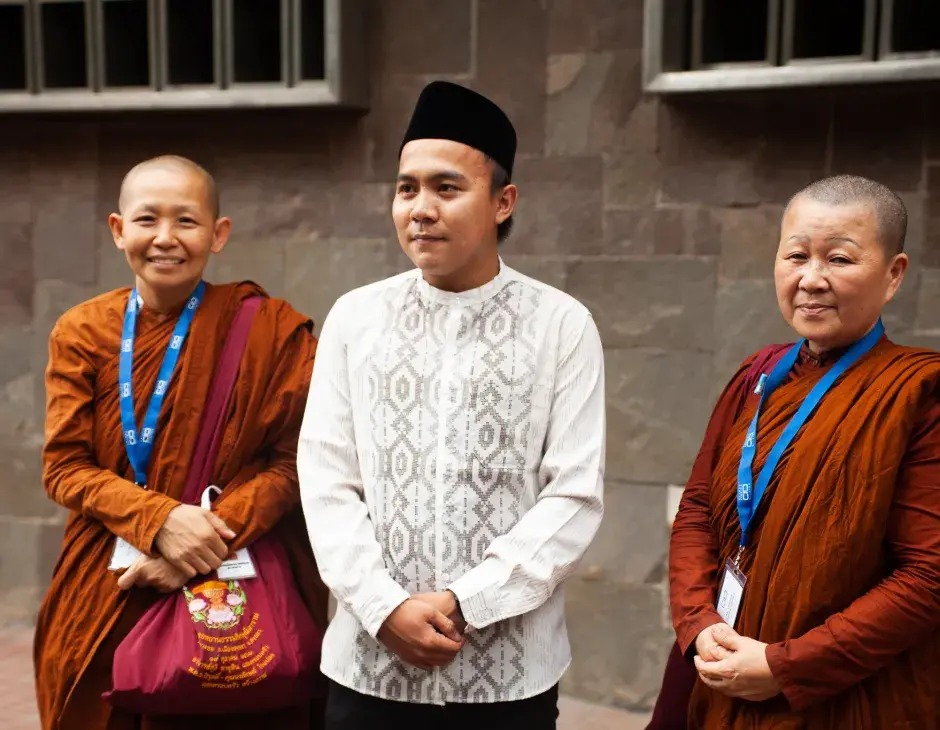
left=694, top=624, right=781, bottom=702
left=116, top=555, right=189, bottom=593
left=154, top=505, right=235, bottom=578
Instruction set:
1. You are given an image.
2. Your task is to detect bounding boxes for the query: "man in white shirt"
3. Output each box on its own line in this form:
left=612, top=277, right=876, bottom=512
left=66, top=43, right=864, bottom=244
left=297, top=80, right=606, bottom=730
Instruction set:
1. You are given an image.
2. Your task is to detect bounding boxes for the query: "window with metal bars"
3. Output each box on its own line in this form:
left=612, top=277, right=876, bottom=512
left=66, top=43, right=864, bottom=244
left=645, top=0, right=940, bottom=93
left=0, top=0, right=366, bottom=112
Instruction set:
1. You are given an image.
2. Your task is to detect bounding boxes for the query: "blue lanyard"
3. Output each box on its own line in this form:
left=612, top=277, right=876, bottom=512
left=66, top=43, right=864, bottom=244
left=119, top=282, right=206, bottom=486
left=736, top=319, right=884, bottom=552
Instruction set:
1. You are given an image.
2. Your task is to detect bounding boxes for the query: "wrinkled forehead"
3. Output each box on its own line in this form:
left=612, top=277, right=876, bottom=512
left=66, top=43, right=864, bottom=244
left=398, top=138, right=490, bottom=178
left=781, top=196, right=880, bottom=241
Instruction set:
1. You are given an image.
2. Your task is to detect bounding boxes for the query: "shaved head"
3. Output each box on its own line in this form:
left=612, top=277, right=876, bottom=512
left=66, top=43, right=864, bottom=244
left=785, top=175, right=907, bottom=256
left=119, top=155, right=219, bottom=218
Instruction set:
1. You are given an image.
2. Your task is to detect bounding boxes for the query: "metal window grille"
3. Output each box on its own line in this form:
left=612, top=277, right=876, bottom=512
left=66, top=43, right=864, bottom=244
left=645, top=0, right=940, bottom=92
left=0, top=0, right=364, bottom=112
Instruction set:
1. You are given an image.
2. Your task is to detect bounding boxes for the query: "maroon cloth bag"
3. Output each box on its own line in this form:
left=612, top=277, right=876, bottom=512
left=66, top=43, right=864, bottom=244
left=104, top=297, right=323, bottom=715
left=645, top=344, right=790, bottom=730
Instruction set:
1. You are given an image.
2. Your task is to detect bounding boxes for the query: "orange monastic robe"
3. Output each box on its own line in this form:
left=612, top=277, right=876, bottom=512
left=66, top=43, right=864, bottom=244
left=671, top=339, right=940, bottom=729
left=34, top=281, right=328, bottom=730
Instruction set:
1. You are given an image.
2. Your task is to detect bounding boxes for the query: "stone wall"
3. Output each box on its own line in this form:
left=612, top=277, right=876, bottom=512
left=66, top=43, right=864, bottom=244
left=2, top=0, right=940, bottom=710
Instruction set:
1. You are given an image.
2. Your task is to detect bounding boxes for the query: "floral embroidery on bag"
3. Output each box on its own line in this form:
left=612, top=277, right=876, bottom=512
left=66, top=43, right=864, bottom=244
left=184, top=580, right=247, bottom=630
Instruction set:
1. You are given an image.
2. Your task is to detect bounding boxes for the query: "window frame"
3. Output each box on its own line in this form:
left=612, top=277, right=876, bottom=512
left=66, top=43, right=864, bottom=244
left=0, top=0, right=367, bottom=112
left=643, top=0, right=940, bottom=93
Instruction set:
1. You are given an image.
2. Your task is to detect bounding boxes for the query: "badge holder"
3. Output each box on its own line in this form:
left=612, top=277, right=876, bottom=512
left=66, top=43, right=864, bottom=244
left=716, top=548, right=747, bottom=628
left=201, top=486, right=257, bottom=580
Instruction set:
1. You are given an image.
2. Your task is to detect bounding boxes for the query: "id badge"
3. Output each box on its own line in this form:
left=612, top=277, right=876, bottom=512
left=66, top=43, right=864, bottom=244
left=216, top=548, right=257, bottom=580
left=716, top=559, right=747, bottom=628
left=108, top=537, right=144, bottom=571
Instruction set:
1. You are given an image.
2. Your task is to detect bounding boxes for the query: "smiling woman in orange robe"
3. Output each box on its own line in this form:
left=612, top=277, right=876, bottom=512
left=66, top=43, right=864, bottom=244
left=33, top=156, right=327, bottom=730
left=664, top=175, right=940, bottom=729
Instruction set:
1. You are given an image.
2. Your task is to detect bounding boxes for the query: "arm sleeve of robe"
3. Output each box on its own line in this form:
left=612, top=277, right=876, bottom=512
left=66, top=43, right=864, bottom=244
left=212, top=320, right=317, bottom=551
left=446, top=312, right=605, bottom=630
left=670, top=354, right=760, bottom=655
left=765, top=394, right=940, bottom=710
left=42, top=319, right=180, bottom=554
left=297, top=296, right=410, bottom=639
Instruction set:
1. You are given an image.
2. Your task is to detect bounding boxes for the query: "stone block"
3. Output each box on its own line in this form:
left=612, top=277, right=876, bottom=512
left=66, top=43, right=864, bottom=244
left=603, top=149, right=662, bottom=210
left=285, top=237, right=388, bottom=332
left=925, top=168, right=940, bottom=268
left=0, top=143, right=32, bottom=225
left=576, top=481, right=667, bottom=585
left=216, top=155, right=333, bottom=238
left=928, top=92, right=940, bottom=162
left=879, top=192, right=925, bottom=340
left=31, top=139, right=98, bottom=286
left=605, top=206, right=718, bottom=257
left=372, top=0, right=472, bottom=75
left=690, top=207, right=723, bottom=256
left=752, top=95, right=830, bottom=204
left=548, top=0, right=644, bottom=53
left=716, top=205, right=783, bottom=280
left=546, top=51, right=644, bottom=157
left=605, top=348, right=714, bottom=484
left=205, top=234, right=287, bottom=298
left=914, top=269, right=940, bottom=334
left=96, top=224, right=132, bottom=293
left=651, top=207, right=685, bottom=255
left=385, top=243, right=415, bottom=277
left=0, top=436, right=53, bottom=518
left=713, top=279, right=794, bottom=385
left=659, top=100, right=764, bottom=207
left=0, top=223, right=34, bottom=326
left=603, top=209, right=654, bottom=255
left=501, top=255, right=567, bottom=292
left=0, top=326, right=33, bottom=387
left=0, top=519, right=41, bottom=592
left=329, top=183, right=395, bottom=239
left=567, top=258, right=717, bottom=350
left=476, top=0, right=547, bottom=156
left=33, top=280, right=98, bottom=341
left=831, top=92, right=925, bottom=192
left=564, top=580, right=672, bottom=710
left=511, top=156, right=604, bottom=255
left=0, top=518, right=64, bottom=623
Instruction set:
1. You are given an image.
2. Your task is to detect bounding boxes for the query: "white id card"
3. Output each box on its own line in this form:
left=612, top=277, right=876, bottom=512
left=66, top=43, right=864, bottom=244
left=108, top=537, right=144, bottom=571
left=216, top=548, right=257, bottom=580
left=716, top=559, right=747, bottom=628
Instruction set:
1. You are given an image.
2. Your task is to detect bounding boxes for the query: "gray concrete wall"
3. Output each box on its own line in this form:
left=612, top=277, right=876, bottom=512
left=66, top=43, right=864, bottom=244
left=2, top=0, right=939, bottom=711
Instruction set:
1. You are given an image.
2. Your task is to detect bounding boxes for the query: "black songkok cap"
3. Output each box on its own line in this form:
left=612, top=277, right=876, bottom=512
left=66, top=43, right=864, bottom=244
left=399, top=81, right=517, bottom=179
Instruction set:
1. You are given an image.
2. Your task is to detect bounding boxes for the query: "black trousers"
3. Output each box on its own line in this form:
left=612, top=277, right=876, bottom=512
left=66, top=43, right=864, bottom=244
left=325, top=680, right=559, bottom=730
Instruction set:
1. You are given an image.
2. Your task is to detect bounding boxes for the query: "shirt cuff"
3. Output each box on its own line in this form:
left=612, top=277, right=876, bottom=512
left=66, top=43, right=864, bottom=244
left=447, top=562, right=505, bottom=630
left=138, top=492, right=182, bottom=556
left=765, top=641, right=809, bottom=711
left=356, top=579, right=411, bottom=639
left=676, top=610, right=725, bottom=656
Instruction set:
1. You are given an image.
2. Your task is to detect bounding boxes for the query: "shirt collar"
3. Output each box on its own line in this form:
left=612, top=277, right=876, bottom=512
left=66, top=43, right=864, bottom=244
left=415, top=258, right=510, bottom=307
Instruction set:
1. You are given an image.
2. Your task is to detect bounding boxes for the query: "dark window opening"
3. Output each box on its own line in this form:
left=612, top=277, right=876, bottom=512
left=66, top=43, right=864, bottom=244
left=300, top=0, right=325, bottom=80
left=790, top=0, right=867, bottom=59
left=232, top=0, right=282, bottom=82
left=167, top=0, right=215, bottom=85
left=889, top=0, right=940, bottom=54
left=41, top=2, right=88, bottom=89
left=698, top=0, right=771, bottom=65
left=0, top=5, right=27, bottom=91
left=103, top=0, right=150, bottom=87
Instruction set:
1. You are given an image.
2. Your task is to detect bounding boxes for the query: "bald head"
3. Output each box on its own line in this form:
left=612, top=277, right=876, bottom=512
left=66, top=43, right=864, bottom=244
left=119, top=155, right=219, bottom=219
left=785, top=175, right=907, bottom=256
